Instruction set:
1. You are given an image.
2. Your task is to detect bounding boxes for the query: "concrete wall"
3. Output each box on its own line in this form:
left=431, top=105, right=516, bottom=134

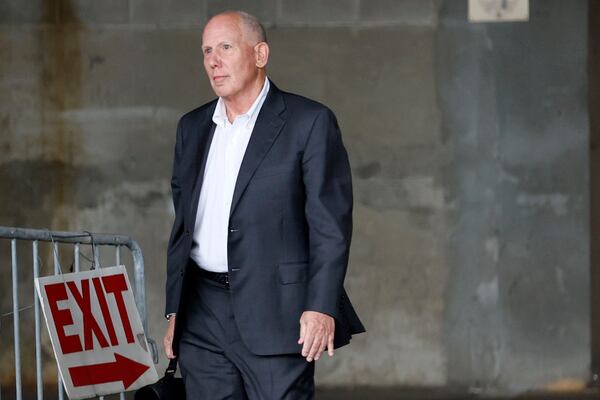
left=0, top=0, right=589, bottom=393
left=438, top=1, right=589, bottom=391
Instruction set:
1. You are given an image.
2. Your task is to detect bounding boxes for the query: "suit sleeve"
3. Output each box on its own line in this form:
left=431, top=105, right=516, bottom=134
left=165, top=118, right=185, bottom=317
left=302, top=108, right=353, bottom=321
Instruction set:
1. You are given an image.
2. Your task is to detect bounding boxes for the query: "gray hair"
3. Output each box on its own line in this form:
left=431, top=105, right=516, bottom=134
left=212, top=10, right=268, bottom=43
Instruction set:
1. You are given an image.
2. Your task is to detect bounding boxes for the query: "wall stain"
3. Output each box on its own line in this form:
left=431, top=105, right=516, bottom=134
left=88, top=54, right=105, bottom=70
left=355, top=161, right=381, bottom=179
left=0, top=0, right=86, bottom=388
left=38, top=0, right=84, bottom=228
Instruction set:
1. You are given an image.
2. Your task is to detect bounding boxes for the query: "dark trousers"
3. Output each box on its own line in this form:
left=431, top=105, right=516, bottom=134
left=178, top=267, right=315, bottom=400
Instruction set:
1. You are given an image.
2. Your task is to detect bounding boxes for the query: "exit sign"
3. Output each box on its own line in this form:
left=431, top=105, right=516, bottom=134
left=469, top=0, right=529, bottom=22
left=36, top=266, right=158, bottom=399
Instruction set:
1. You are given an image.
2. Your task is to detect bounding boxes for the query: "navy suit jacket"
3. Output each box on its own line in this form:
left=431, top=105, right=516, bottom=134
left=166, top=82, right=365, bottom=356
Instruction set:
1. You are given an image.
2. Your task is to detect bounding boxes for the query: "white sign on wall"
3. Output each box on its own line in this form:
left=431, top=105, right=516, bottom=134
left=469, top=0, right=529, bottom=22
left=35, top=266, right=158, bottom=399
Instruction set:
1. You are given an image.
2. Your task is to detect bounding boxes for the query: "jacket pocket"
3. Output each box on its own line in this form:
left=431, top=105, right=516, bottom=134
left=278, top=262, right=308, bottom=285
left=253, top=161, right=296, bottom=180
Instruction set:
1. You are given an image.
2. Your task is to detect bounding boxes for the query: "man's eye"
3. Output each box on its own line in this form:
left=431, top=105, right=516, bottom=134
left=203, top=48, right=212, bottom=55
left=222, top=44, right=232, bottom=50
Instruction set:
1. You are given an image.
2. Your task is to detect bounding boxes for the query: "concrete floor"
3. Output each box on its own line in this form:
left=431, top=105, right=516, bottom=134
left=316, top=387, right=600, bottom=399
left=4, top=386, right=600, bottom=399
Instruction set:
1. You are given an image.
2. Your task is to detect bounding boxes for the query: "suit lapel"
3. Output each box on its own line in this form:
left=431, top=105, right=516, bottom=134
left=187, top=105, right=217, bottom=225
left=229, top=84, right=286, bottom=217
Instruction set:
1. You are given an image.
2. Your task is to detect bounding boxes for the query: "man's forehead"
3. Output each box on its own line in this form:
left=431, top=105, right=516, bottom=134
left=202, top=14, right=243, bottom=42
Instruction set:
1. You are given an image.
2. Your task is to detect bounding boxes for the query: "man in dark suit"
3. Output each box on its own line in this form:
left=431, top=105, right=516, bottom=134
left=163, top=10, right=364, bottom=399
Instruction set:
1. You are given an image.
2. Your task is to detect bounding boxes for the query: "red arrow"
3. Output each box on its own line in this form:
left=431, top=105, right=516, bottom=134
left=68, top=353, right=150, bottom=389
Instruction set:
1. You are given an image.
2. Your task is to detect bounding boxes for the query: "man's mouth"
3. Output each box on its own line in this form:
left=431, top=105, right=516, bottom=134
left=213, top=75, right=228, bottom=83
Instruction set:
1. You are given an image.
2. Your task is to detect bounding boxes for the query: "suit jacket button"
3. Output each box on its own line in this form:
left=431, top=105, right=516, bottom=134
left=180, top=269, right=184, bottom=276
left=185, top=230, right=190, bottom=236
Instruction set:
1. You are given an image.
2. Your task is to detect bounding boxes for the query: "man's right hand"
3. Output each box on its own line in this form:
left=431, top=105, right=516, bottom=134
left=163, top=315, right=177, bottom=359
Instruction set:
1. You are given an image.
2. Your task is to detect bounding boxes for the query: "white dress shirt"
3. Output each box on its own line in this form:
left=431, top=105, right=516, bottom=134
left=190, top=78, right=270, bottom=273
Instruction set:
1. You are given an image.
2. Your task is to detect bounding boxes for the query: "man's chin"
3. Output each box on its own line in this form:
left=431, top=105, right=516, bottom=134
left=211, top=86, right=230, bottom=98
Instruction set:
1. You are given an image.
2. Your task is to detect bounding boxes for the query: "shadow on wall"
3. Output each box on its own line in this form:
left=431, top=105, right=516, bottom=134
left=0, top=0, right=85, bottom=389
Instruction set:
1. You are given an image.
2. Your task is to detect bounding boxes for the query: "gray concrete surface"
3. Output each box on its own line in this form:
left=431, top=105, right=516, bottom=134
left=438, top=0, right=589, bottom=392
left=4, top=385, right=600, bottom=400
left=0, top=0, right=590, bottom=395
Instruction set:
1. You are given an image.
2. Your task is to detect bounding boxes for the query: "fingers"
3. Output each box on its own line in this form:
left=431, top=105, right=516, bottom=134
left=302, top=327, right=328, bottom=361
left=301, top=328, right=315, bottom=358
left=327, top=333, right=335, bottom=357
left=312, top=335, right=327, bottom=361
left=299, top=311, right=336, bottom=362
left=298, top=319, right=307, bottom=345
left=304, top=330, right=329, bottom=361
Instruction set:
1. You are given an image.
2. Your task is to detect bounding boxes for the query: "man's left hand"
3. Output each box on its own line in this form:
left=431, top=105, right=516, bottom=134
left=298, top=311, right=335, bottom=362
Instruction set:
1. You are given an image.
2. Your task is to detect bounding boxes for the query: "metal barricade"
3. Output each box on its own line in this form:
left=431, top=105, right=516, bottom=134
left=0, top=226, right=158, bottom=400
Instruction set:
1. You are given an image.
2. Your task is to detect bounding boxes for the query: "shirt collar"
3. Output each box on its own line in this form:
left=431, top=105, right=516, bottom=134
left=212, top=77, right=270, bottom=128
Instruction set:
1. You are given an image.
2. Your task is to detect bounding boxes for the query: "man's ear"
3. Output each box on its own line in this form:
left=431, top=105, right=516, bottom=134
left=255, top=42, right=269, bottom=68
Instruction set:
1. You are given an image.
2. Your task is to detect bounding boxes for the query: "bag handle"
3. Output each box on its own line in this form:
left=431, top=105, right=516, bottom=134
left=165, top=358, right=178, bottom=378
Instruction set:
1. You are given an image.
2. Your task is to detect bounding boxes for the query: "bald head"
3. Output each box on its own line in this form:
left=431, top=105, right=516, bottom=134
left=206, top=11, right=267, bottom=45
left=201, top=9, right=270, bottom=110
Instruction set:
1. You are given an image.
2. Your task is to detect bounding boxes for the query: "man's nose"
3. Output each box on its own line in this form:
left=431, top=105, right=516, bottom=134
left=208, top=53, right=221, bottom=69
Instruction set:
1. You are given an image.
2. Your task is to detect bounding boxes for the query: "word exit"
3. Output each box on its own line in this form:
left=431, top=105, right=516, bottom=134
left=36, top=265, right=158, bottom=399
left=45, top=274, right=134, bottom=353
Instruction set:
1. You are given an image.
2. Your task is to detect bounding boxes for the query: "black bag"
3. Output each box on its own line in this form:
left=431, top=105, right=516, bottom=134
left=135, top=359, right=185, bottom=400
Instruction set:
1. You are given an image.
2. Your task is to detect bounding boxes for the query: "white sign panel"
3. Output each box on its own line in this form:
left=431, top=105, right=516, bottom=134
left=35, top=266, right=158, bottom=399
left=469, top=0, right=529, bottom=22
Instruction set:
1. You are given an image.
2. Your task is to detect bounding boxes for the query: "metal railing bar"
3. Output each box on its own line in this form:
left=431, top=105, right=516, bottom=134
left=0, top=227, right=134, bottom=246
left=130, top=241, right=147, bottom=333
left=12, top=239, right=22, bottom=400
left=2, top=225, right=157, bottom=398
left=115, top=245, right=126, bottom=400
left=58, top=372, right=63, bottom=400
left=53, top=242, right=60, bottom=275
left=116, top=245, right=121, bottom=266
left=93, top=244, right=100, bottom=268
left=33, top=241, right=43, bottom=400
left=53, top=242, right=64, bottom=400
left=0, top=227, right=148, bottom=332
left=74, top=243, right=80, bottom=273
